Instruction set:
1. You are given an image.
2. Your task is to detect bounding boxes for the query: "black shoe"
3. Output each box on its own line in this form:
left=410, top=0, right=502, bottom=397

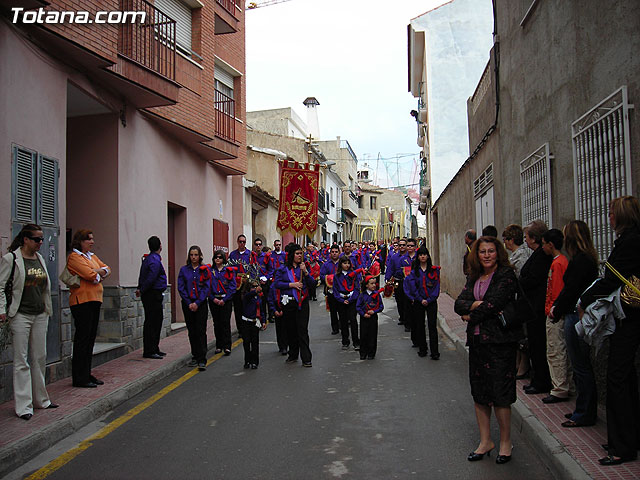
left=187, top=359, right=198, bottom=367
left=224, top=349, right=231, bottom=356
left=542, top=394, right=568, bottom=404
left=524, top=385, right=548, bottom=395
left=468, top=449, right=492, bottom=461
left=197, top=363, right=206, bottom=371
left=143, top=353, right=163, bottom=359
left=46, top=403, right=59, bottom=409
left=90, top=376, right=104, bottom=385
left=496, top=454, right=512, bottom=464
left=244, top=363, right=250, bottom=369
left=599, top=455, right=635, bottom=466
left=251, top=364, right=258, bottom=369
left=430, top=353, right=440, bottom=360
left=285, top=357, right=297, bottom=363
left=279, top=348, right=288, bottom=355
left=418, top=351, right=428, bottom=358
left=19, top=413, right=33, bottom=421
left=73, top=382, right=97, bottom=388
left=157, top=351, right=167, bottom=356
left=302, top=362, right=312, bottom=368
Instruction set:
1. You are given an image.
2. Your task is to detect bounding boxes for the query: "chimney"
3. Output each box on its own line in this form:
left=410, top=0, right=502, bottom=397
left=303, top=97, right=320, bottom=140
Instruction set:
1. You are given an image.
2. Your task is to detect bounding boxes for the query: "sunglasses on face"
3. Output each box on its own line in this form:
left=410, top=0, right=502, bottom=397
left=214, top=256, right=223, bottom=260
left=238, top=240, right=246, bottom=243
left=27, top=236, right=44, bottom=243
left=255, top=243, right=262, bottom=246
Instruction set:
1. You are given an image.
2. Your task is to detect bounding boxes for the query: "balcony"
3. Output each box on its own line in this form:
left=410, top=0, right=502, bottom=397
left=318, top=187, right=329, bottom=213
left=119, top=0, right=176, bottom=81
left=215, top=0, right=240, bottom=34
left=214, top=89, right=236, bottom=142
left=341, top=189, right=359, bottom=217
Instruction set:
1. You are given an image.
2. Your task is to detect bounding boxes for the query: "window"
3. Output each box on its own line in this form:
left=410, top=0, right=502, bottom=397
left=12, top=145, right=58, bottom=227
left=214, top=64, right=234, bottom=99
left=572, top=86, right=633, bottom=260
left=370, top=196, right=377, bottom=210
left=155, top=0, right=193, bottom=55
left=474, top=164, right=494, bottom=235
left=357, top=196, right=363, bottom=209
left=520, top=143, right=552, bottom=227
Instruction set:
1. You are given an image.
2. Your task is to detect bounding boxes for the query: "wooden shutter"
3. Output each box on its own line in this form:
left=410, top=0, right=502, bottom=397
left=12, top=145, right=37, bottom=222
left=155, top=0, right=192, bottom=53
left=38, top=155, right=58, bottom=227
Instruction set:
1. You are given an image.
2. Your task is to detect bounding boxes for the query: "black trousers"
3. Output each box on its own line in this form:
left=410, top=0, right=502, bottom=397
left=71, top=301, right=101, bottom=384
left=336, top=300, right=359, bottom=346
left=283, top=301, right=312, bottom=363
left=606, top=309, right=640, bottom=459
left=261, top=280, right=272, bottom=321
left=240, top=320, right=260, bottom=365
left=327, top=292, right=340, bottom=334
left=527, top=315, right=552, bottom=391
left=182, top=302, right=208, bottom=363
left=208, top=299, right=232, bottom=350
left=274, top=312, right=288, bottom=351
left=410, top=300, right=439, bottom=355
left=395, top=279, right=407, bottom=324
left=359, top=313, right=378, bottom=358
left=142, top=290, right=164, bottom=355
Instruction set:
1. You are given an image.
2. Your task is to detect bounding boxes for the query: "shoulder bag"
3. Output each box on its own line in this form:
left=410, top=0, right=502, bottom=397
left=4, top=252, right=16, bottom=314
left=499, top=278, right=532, bottom=330
left=60, top=265, right=81, bottom=288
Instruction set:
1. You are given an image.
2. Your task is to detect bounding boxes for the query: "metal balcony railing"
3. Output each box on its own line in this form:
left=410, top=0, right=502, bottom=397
left=119, top=0, right=176, bottom=81
left=216, top=0, right=239, bottom=17
left=214, top=89, right=236, bottom=142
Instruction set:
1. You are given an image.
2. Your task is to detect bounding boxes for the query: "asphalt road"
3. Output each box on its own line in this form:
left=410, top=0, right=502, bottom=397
left=17, top=297, right=552, bottom=480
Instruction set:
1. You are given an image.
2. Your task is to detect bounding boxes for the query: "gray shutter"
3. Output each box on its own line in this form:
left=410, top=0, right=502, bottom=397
left=38, top=155, right=58, bottom=227
left=155, top=0, right=192, bottom=53
left=12, top=145, right=36, bottom=222
left=214, top=67, right=234, bottom=90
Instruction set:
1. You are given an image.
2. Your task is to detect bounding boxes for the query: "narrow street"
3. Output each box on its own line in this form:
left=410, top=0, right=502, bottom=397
left=13, top=299, right=551, bottom=480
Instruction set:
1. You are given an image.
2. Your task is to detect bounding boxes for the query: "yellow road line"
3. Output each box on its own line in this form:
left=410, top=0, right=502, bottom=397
left=26, top=339, right=243, bottom=480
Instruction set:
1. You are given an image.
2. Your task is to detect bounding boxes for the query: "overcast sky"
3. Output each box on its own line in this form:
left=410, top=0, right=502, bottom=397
left=245, top=0, right=492, bottom=199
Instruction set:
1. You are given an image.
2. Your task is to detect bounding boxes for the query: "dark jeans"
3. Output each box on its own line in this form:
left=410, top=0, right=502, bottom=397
left=605, top=308, right=640, bottom=459
left=240, top=320, right=259, bottom=365
left=527, top=315, right=552, bottom=391
left=182, top=302, right=208, bottom=363
left=208, top=299, right=232, bottom=350
left=359, top=313, right=378, bottom=358
left=563, top=312, right=597, bottom=424
left=71, top=301, right=101, bottom=384
left=336, top=300, right=359, bottom=347
left=283, top=301, right=312, bottom=363
left=411, top=300, right=439, bottom=355
left=141, top=290, right=164, bottom=355
left=327, top=292, right=340, bottom=334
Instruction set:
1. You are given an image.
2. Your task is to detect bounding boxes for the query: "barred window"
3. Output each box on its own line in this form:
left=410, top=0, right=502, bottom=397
left=572, top=86, right=633, bottom=260
left=520, top=143, right=552, bottom=227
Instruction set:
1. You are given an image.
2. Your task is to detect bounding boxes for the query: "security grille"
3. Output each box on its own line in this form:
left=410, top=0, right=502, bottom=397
left=473, top=164, right=493, bottom=197
left=520, top=143, right=552, bottom=227
left=572, top=86, right=633, bottom=260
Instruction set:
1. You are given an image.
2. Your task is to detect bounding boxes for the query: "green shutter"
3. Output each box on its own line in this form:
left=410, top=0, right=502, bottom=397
left=38, top=155, right=58, bottom=226
left=12, top=145, right=37, bottom=222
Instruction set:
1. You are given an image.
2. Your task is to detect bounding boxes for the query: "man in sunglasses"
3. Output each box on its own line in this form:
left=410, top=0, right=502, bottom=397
left=229, top=234, right=254, bottom=337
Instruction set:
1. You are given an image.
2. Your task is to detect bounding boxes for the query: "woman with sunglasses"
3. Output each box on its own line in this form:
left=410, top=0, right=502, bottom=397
left=208, top=250, right=236, bottom=356
left=0, top=224, right=57, bottom=419
left=66, top=229, right=111, bottom=388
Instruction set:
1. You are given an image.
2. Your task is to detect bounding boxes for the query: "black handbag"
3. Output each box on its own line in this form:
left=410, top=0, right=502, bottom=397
left=499, top=279, right=532, bottom=330
left=4, top=252, right=16, bottom=314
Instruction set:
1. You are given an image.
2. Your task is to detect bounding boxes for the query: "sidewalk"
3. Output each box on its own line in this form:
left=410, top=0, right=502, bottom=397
left=437, top=292, right=640, bottom=480
left=0, top=321, right=221, bottom=478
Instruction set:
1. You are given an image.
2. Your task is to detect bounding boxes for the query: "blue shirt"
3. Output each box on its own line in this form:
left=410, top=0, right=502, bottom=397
left=137, top=252, right=167, bottom=294
left=209, top=266, right=237, bottom=303
left=356, top=289, right=385, bottom=316
left=403, top=266, right=441, bottom=304
left=177, top=264, right=210, bottom=306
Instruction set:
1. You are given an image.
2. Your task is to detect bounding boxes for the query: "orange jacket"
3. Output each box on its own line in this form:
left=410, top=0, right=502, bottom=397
left=545, top=254, right=569, bottom=316
left=66, top=251, right=110, bottom=306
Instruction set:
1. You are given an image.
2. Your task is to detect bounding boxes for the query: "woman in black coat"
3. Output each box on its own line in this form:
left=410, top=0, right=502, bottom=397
left=455, top=236, right=522, bottom=465
left=518, top=220, right=552, bottom=395
left=580, top=196, right=640, bottom=466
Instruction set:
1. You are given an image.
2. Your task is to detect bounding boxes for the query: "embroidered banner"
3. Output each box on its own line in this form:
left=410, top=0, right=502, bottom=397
left=277, top=161, right=320, bottom=236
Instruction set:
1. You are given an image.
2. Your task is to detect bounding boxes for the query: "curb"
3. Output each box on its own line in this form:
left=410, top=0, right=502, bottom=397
left=0, top=333, right=230, bottom=479
left=437, top=313, right=592, bottom=480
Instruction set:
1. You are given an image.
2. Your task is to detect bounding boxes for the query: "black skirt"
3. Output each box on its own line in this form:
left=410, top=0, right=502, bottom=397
left=468, top=338, right=517, bottom=407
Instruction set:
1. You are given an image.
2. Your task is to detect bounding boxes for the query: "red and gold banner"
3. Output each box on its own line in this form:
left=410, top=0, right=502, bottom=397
left=277, top=161, right=320, bottom=236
